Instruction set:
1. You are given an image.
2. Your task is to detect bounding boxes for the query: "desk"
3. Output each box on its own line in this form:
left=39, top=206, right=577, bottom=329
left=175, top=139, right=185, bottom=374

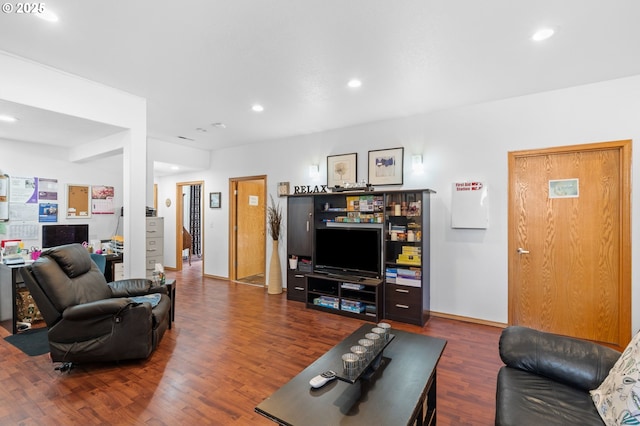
left=104, top=253, right=124, bottom=282
left=255, top=324, right=447, bottom=425
left=0, top=262, right=31, bottom=334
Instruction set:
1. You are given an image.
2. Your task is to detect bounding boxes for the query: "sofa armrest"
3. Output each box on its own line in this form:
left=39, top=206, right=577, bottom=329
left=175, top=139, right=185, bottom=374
left=499, top=326, right=620, bottom=391
left=63, top=297, right=144, bottom=321
left=108, top=278, right=156, bottom=297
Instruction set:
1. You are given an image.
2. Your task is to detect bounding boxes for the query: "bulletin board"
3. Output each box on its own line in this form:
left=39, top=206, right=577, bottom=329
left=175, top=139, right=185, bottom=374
left=67, top=184, right=91, bottom=218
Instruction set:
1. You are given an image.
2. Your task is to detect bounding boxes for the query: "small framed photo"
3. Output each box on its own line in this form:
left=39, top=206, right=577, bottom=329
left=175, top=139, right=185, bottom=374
left=209, top=192, right=221, bottom=208
left=327, top=153, right=357, bottom=187
left=368, top=147, right=404, bottom=186
left=278, top=181, right=290, bottom=197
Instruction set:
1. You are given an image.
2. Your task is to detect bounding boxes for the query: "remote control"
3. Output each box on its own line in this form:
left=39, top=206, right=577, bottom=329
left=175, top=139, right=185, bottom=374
left=309, top=370, right=337, bottom=388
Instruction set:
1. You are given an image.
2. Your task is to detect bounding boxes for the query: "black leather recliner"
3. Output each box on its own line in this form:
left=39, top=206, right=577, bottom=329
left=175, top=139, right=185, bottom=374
left=495, top=326, right=621, bottom=425
left=20, top=244, right=171, bottom=364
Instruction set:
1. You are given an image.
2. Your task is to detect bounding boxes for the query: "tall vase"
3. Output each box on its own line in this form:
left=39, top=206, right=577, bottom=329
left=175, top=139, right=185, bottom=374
left=268, top=239, right=283, bottom=294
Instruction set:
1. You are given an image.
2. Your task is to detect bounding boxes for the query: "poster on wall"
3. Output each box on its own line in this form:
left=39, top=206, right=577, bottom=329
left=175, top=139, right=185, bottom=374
left=38, top=178, right=58, bottom=200
left=39, top=203, right=58, bottom=222
left=8, top=223, right=39, bottom=240
left=9, top=203, right=38, bottom=221
left=91, top=185, right=115, bottom=214
left=11, top=176, right=37, bottom=203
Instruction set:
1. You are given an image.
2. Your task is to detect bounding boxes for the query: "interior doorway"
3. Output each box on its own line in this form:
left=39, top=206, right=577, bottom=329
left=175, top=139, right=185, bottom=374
left=229, top=176, right=266, bottom=285
left=175, top=181, right=204, bottom=272
left=508, top=140, right=631, bottom=350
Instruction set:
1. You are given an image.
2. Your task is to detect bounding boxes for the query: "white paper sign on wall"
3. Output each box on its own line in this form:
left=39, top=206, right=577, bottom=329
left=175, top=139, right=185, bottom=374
left=451, top=182, right=489, bottom=229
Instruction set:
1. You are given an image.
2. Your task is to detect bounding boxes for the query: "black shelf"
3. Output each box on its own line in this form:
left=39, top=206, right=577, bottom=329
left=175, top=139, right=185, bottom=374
left=306, top=274, right=382, bottom=322
left=384, top=191, right=431, bottom=326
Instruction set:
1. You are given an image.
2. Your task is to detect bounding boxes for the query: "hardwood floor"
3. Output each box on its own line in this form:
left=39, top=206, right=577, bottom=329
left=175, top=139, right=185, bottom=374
left=0, top=265, right=503, bottom=425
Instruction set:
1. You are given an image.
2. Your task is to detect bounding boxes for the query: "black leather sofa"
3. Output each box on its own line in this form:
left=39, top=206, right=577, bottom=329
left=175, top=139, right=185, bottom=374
left=495, top=326, right=621, bottom=425
left=21, top=244, right=171, bottom=364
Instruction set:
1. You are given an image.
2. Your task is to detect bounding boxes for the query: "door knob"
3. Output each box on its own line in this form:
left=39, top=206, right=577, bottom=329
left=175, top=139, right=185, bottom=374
left=517, top=248, right=530, bottom=254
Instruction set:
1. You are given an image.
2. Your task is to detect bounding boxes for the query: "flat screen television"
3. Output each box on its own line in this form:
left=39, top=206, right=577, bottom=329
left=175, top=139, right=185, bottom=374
left=42, top=224, right=89, bottom=249
left=314, top=227, right=382, bottom=279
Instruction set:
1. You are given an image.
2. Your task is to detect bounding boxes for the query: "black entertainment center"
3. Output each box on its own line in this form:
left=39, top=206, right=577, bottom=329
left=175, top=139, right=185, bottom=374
left=286, top=189, right=434, bottom=326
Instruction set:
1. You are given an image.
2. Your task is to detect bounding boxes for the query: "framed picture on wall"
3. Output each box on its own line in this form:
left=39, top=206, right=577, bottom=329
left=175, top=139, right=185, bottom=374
left=368, top=147, right=404, bottom=186
left=327, top=153, right=357, bottom=187
left=277, top=181, right=290, bottom=197
left=210, top=192, right=221, bottom=208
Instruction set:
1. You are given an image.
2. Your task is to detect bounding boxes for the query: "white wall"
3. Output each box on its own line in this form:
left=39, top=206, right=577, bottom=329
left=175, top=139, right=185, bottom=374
left=0, top=138, right=123, bottom=247
left=0, top=52, right=148, bottom=276
left=155, top=74, right=640, bottom=330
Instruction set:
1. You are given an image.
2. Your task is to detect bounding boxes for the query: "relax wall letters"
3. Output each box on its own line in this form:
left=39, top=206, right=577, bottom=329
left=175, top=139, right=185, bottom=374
left=293, top=185, right=328, bottom=194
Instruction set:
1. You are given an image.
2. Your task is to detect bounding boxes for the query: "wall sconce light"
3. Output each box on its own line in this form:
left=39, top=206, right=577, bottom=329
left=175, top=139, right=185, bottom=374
left=412, top=155, right=424, bottom=173
left=309, top=164, right=320, bottom=179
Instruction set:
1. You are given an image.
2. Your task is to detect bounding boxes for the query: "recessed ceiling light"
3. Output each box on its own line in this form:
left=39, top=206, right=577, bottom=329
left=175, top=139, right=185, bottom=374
left=212, top=122, right=226, bottom=129
left=196, top=127, right=208, bottom=133
left=252, top=104, right=264, bottom=112
left=532, top=28, right=555, bottom=41
left=347, top=79, right=362, bottom=88
left=35, top=8, right=59, bottom=22
left=0, top=115, right=18, bottom=123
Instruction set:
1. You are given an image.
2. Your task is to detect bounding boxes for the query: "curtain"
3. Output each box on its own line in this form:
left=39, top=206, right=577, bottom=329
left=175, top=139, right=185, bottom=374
left=189, top=185, right=201, bottom=256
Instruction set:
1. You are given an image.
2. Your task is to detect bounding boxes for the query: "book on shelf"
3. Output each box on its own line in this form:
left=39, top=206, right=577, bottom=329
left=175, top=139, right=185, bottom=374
left=397, top=267, right=421, bottom=276
left=396, top=276, right=421, bottom=287
left=395, top=267, right=422, bottom=287
left=341, top=283, right=366, bottom=290
left=314, top=296, right=339, bottom=309
left=401, top=246, right=421, bottom=254
left=397, top=255, right=421, bottom=265
left=346, top=196, right=360, bottom=211
left=341, top=299, right=366, bottom=313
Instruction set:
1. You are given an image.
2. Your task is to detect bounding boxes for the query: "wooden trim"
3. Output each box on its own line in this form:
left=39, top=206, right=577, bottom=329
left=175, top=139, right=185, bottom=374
left=619, top=140, right=632, bottom=345
left=203, top=273, right=228, bottom=281
left=228, top=180, right=236, bottom=281
left=153, top=183, right=158, bottom=211
left=430, top=311, right=507, bottom=329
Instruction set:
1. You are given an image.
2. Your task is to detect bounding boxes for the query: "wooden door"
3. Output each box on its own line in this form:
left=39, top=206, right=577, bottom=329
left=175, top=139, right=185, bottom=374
left=232, top=177, right=266, bottom=282
left=508, top=140, right=631, bottom=350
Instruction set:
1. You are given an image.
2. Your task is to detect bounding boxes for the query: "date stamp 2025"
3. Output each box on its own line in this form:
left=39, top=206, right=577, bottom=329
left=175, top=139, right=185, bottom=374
left=2, top=2, right=46, bottom=14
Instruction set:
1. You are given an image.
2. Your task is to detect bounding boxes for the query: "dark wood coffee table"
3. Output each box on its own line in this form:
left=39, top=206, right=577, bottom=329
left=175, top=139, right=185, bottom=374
left=255, top=324, right=447, bottom=425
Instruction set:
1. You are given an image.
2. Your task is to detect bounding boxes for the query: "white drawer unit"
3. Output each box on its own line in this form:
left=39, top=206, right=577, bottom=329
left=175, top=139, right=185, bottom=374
left=146, top=217, right=164, bottom=278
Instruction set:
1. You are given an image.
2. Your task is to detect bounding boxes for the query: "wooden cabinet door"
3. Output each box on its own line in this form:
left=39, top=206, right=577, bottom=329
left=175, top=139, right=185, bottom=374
left=287, top=196, right=313, bottom=257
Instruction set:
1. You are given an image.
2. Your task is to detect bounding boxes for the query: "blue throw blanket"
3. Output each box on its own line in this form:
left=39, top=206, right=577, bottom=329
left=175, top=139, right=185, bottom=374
left=129, top=293, right=161, bottom=307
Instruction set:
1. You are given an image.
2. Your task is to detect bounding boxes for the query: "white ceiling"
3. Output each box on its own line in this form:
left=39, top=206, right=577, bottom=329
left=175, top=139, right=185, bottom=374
left=0, top=99, right=125, bottom=146
left=1, top=0, right=640, bottom=152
